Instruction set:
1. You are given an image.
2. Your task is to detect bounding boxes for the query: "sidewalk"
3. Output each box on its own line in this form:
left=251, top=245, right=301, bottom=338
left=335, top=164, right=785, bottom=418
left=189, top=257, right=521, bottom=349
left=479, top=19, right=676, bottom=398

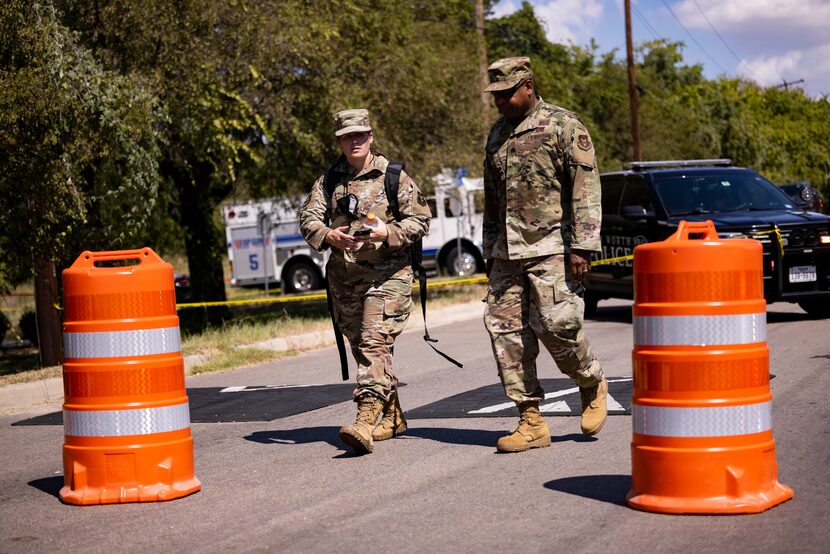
left=0, top=300, right=484, bottom=414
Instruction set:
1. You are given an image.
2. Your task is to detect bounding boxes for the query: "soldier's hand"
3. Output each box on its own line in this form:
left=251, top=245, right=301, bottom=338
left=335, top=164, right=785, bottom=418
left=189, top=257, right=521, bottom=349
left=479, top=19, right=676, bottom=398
left=569, top=250, right=591, bottom=282
left=354, top=219, right=388, bottom=243
left=325, top=226, right=358, bottom=251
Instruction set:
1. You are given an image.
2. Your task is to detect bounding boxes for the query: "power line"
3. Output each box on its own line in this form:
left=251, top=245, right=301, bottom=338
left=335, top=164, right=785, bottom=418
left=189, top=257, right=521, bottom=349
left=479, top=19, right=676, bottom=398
left=631, top=4, right=661, bottom=41
left=660, top=0, right=729, bottom=75
left=688, top=0, right=762, bottom=82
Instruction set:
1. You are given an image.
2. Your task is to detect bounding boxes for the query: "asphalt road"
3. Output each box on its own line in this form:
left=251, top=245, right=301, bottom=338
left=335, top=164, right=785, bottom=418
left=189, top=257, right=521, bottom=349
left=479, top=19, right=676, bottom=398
left=1, top=300, right=828, bottom=553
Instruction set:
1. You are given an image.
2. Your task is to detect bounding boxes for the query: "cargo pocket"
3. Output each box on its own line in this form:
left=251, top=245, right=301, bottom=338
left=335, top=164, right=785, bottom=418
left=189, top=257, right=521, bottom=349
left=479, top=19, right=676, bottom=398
left=382, top=289, right=412, bottom=337
left=484, top=285, right=524, bottom=335
left=550, top=274, right=585, bottom=339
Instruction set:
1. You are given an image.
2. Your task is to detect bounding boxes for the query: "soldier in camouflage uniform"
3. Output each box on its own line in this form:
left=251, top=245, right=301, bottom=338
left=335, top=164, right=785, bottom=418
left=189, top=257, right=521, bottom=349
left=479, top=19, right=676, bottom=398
left=299, top=108, right=431, bottom=455
left=482, top=57, right=608, bottom=453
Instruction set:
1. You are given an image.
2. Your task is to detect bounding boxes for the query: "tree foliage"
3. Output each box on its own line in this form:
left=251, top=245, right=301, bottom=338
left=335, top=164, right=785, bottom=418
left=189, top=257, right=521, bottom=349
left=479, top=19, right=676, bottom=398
left=484, top=3, right=830, bottom=199
left=0, top=1, right=161, bottom=291
left=2, top=0, right=829, bottom=319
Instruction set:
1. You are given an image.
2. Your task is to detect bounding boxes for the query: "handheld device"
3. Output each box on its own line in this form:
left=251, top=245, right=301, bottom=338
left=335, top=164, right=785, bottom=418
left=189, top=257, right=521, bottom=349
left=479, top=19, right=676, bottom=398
left=353, top=228, right=372, bottom=237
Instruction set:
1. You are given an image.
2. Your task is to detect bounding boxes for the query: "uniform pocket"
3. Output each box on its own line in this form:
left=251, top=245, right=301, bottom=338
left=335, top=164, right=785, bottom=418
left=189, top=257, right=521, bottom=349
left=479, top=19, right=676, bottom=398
left=383, top=294, right=412, bottom=317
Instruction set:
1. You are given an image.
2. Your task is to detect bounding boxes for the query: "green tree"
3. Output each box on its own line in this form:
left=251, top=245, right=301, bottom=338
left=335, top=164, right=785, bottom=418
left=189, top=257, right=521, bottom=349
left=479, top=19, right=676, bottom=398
left=0, top=1, right=161, bottom=364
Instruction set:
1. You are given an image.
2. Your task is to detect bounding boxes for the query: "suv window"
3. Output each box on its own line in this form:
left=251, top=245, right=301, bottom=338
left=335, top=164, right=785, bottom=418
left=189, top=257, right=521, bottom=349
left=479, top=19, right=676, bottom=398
left=601, top=176, right=624, bottom=216
left=652, top=171, right=794, bottom=215
left=621, top=176, right=653, bottom=212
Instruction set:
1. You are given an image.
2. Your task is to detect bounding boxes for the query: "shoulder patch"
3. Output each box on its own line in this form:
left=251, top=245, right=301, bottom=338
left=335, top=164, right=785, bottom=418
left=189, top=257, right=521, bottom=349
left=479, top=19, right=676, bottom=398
left=577, top=134, right=592, bottom=151
left=417, top=191, right=427, bottom=206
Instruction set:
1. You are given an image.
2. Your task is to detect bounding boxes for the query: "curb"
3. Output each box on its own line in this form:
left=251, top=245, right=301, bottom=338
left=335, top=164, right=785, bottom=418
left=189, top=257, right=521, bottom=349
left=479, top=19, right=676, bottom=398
left=0, top=300, right=483, bottom=415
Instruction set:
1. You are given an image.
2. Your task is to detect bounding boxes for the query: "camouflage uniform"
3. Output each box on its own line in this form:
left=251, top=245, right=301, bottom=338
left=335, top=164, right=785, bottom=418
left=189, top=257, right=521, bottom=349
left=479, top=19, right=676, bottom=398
left=483, top=61, right=604, bottom=406
left=299, top=144, right=431, bottom=402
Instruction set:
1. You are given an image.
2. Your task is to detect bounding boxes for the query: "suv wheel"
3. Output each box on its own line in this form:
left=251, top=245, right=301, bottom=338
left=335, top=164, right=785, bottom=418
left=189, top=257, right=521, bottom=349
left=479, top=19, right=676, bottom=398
left=797, top=298, right=830, bottom=319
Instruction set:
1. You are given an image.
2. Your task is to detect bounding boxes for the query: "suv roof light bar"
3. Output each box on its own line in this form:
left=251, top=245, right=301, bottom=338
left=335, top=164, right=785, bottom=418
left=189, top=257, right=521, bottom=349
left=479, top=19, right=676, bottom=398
left=626, top=159, right=733, bottom=170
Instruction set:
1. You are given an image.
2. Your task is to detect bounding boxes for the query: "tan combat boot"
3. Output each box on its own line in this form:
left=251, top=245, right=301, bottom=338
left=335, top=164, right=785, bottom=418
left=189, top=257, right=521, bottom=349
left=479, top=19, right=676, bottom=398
left=496, top=402, right=551, bottom=453
left=580, top=377, right=608, bottom=436
left=339, top=395, right=384, bottom=454
left=372, top=390, right=407, bottom=441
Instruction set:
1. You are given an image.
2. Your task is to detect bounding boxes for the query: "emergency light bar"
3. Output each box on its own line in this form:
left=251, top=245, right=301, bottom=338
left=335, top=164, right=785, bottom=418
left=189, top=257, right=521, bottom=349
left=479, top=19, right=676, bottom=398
left=626, top=159, right=733, bottom=170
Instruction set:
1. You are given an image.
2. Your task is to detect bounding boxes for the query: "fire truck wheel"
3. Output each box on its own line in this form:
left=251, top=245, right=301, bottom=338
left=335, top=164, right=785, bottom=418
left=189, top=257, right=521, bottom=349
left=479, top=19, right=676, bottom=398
left=283, top=260, right=321, bottom=293
left=446, top=246, right=478, bottom=276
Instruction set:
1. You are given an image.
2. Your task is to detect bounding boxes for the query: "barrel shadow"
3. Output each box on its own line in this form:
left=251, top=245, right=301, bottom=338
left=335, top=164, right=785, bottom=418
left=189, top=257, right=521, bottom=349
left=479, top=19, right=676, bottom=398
left=244, top=426, right=342, bottom=449
left=28, top=476, right=64, bottom=499
left=543, top=474, right=630, bottom=506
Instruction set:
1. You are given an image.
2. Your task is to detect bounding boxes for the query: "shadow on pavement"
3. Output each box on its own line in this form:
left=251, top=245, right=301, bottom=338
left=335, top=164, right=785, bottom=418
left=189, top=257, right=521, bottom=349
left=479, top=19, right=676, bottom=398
left=28, top=476, right=63, bottom=499
left=544, top=474, right=630, bottom=506
left=404, top=427, right=505, bottom=447
left=553, top=433, right=597, bottom=443
left=586, top=305, right=632, bottom=324
left=244, top=426, right=342, bottom=449
left=766, top=309, right=813, bottom=323
left=403, top=428, right=597, bottom=447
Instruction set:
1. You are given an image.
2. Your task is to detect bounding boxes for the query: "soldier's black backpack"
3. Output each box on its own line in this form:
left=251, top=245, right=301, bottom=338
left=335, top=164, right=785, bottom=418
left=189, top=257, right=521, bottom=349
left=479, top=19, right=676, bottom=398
left=323, top=158, right=462, bottom=380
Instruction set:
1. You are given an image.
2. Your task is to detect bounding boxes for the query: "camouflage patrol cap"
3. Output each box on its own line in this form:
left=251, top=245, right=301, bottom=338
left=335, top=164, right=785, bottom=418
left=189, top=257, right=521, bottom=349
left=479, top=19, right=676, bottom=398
left=333, top=108, right=372, bottom=137
left=484, top=56, right=533, bottom=92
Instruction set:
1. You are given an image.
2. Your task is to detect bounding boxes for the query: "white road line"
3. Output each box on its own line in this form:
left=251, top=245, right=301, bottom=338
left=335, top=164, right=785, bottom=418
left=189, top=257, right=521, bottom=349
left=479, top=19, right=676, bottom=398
left=220, top=384, right=319, bottom=393
left=468, top=377, right=632, bottom=415
left=539, top=401, right=571, bottom=413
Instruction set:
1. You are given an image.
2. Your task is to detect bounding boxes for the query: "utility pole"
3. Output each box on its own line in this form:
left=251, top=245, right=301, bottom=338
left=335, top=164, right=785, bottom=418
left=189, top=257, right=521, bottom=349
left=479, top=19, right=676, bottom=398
left=475, top=0, right=490, bottom=115
left=776, top=78, right=805, bottom=91
left=624, top=0, right=641, bottom=161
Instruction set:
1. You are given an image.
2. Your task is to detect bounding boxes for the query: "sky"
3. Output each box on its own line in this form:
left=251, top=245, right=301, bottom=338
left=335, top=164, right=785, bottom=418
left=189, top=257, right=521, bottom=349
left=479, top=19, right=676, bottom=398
left=489, top=0, right=830, bottom=99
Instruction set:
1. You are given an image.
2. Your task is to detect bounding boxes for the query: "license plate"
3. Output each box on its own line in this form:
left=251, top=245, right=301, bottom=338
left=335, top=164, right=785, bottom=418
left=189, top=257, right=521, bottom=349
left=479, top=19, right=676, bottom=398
left=789, top=265, right=817, bottom=283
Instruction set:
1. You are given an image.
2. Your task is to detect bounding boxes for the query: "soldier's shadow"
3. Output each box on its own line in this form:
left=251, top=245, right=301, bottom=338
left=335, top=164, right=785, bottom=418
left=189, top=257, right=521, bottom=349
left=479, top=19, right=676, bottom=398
left=403, top=428, right=596, bottom=448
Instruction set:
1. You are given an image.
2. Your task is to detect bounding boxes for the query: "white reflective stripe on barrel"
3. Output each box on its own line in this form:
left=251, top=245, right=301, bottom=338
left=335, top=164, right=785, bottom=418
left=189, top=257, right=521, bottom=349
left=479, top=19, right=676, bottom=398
left=633, top=313, right=766, bottom=346
left=633, top=401, right=772, bottom=437
left=63, top=403, right=191, bottom=437
left=64, top=326, right=181, bottom=358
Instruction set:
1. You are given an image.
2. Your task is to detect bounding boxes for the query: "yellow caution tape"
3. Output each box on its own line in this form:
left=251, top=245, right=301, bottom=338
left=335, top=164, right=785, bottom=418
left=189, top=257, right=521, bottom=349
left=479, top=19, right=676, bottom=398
left=739, top=229, right=785, bottom=256
left=586, top=229, right=784, bottom=269
left=590, top=255, right=633, bottom=267
left=175, top=276, right=489, bottom=310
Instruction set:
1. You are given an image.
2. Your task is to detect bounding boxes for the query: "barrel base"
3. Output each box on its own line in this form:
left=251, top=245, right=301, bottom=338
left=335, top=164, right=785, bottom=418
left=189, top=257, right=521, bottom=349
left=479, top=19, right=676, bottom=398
left=626, top=481, right=793, bottom=514
left=60, top=434, right=200, bottom=506
left=628, top=437, right=794, bottom=514
left=59, top=478, right=201, bottom=506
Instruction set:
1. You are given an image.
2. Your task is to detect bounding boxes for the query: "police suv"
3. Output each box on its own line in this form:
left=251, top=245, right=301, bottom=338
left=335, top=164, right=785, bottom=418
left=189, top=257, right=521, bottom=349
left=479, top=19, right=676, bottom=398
left=586, top=159, right=830, bottom=318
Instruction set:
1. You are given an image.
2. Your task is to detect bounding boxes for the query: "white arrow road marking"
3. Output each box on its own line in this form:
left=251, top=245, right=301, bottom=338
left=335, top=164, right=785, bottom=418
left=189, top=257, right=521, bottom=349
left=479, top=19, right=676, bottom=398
left=219, top=384, right=319, bottom=393
left=539, top=401, right=571, bottom=413
left=468, top=377, right=632, bottom=415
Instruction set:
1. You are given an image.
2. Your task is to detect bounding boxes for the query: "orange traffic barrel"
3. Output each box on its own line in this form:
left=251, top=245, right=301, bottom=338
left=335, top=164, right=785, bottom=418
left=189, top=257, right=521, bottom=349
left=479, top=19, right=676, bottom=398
left=627, top=220, right=793, bottom=514
left=59, top=248, right=200, bottom=505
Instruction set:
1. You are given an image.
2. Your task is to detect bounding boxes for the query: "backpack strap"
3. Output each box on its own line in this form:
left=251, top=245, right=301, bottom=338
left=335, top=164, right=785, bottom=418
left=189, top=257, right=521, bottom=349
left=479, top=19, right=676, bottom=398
left=323, top=155, right=350, bottom=381
left=323, top=155, right=347, bottom=229
left=385, top=162, right=463, bottom=369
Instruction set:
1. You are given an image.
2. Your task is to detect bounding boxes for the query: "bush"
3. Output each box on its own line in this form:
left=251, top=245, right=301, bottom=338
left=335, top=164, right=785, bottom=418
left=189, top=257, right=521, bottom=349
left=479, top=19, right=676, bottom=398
left=19, top=310, right=38, bottom=346
left=0, top=311, right=10, bottom=342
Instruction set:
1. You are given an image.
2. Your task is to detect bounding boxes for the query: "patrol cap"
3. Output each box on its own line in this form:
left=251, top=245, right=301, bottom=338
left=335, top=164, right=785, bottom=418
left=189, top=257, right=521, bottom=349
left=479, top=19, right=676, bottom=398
left=333, top=108, right=372, bottom=137
left=484, top=56, right=533, bottom=92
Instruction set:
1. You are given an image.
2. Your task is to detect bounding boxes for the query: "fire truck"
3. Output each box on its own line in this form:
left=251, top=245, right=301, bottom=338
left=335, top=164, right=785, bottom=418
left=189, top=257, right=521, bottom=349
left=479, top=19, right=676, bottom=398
left=221, top=172, right=485, bottom=292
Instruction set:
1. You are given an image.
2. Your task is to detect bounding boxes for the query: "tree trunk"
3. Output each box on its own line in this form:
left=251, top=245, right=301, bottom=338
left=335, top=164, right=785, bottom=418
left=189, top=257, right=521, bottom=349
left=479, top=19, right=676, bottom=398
left=175, top=161, right=231, bottom=330
left=33, top=256, right=63, bottom=367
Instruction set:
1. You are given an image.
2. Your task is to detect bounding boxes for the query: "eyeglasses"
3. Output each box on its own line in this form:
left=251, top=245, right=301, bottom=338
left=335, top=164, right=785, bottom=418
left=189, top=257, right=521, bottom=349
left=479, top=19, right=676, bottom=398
left=491, top=79, right=527, bottom=100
